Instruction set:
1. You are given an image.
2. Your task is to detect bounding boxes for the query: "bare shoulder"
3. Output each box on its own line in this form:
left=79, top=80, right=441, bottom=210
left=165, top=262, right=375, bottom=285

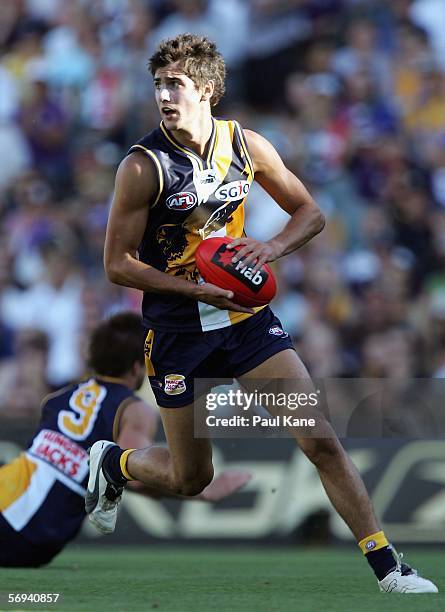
left=244, top=128, right=285, bottom=175
left=116, top=398, right=158, bottom=448
left=114, top=151, right=158, bottom=206
left=244, top=128, right=270, bottom=157
left=120, top=399, right=158, bottom=427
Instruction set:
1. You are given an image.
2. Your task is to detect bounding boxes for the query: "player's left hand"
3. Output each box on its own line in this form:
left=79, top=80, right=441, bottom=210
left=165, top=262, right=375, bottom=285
left=199, top=470, right=252, bottom=502
left=227, top=237, right=281, bottom=273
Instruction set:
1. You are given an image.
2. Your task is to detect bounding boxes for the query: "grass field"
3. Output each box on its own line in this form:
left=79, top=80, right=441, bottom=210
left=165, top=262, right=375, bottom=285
left=1, top=547, right=444, bottom=611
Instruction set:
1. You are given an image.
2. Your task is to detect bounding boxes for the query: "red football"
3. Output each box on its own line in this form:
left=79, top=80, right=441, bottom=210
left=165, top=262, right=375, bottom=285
left=195, top=236, right=277, bottom=307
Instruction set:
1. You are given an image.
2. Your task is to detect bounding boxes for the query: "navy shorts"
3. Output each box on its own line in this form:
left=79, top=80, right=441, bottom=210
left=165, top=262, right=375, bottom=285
left=144, top=307, right=294, bottom=408
left=0, top=515, right=61, bottom=567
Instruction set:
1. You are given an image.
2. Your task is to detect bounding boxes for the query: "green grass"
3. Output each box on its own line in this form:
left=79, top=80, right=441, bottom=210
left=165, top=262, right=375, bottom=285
left=1, top=547, right=444, bottom=611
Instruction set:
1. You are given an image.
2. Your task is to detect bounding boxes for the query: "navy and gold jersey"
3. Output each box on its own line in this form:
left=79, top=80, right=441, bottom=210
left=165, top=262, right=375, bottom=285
left=128, top=118, right=263, bottom=333
left=0, top=378, right=135, bottom=551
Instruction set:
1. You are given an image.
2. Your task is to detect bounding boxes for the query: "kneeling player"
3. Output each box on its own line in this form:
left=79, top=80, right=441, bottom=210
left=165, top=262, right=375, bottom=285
left=0, top=312, right=250, bottom=567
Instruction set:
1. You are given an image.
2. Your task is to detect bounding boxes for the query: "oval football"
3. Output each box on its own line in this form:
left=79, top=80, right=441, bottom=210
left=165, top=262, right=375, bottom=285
left=196, top=237, right=277, bottom=307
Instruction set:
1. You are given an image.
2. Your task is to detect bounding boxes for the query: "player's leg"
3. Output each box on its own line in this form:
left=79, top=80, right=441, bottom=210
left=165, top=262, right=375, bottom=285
left=239, top=349, right=380, bottom=540
left=86, top=404, right=213, bottom=534
left=126, top=403, right=214, bottom=496
left=86, top=327, right=216, bottom=533
left=239, top=348, right=437, bottom=592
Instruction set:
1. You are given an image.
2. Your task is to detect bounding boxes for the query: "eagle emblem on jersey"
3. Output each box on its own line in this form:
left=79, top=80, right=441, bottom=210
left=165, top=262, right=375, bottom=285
left=157, top=224, right=188, bottom=263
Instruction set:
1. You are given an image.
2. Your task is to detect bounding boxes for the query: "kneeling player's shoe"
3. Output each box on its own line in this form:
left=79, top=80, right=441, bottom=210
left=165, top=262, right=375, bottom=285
left=378, top=549, right=438, bottom=593
left=85, top=440, right=124, bottom=535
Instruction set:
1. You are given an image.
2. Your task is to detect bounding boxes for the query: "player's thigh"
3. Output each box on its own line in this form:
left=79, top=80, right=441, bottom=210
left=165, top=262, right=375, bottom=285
left=239, top=348, right=310, bottom=379
left=159, top=403, right=213, bottom=482
left=239, top=349, right=338, bottom=444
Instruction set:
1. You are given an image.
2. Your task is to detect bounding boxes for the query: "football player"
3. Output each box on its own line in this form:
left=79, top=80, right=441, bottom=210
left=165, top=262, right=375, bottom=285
left=89, top=34, right=437, bottom=593
left=0, top=312, right=250, bottom=567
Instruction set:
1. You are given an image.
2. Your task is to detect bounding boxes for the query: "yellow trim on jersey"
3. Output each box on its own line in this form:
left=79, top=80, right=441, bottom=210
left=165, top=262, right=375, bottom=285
left=226, top=202, right=245, bottom=238
left=213, top=120, right=235, bottom=182
left=0, top=454, right=37, bottom=512
left=112, top=396, right=137, bottom=442
left=228, top=305, right=266, bottom=326
left=39, top=384, right=73, bottom=411
left=234, top=121, right=254, bottom=178
left=120, top=449, right=136, bottom=480
left=206, top=118, right=217, bottom=166
left=160, top=122, right=204, bottom=171
left=130, top=144, right=164, bottom=207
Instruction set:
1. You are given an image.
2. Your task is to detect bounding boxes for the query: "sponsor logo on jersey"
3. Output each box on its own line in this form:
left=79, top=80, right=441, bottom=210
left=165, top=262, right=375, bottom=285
left=28, top=429, right=89, bottom=481
left=211, top=244, right=268, bottom=294
left=365, top=539, right=377, bottom=550
left=214, top=180, right=250, bottom=202
left=164, top=374, right=186, bottom=395
left=166, top=192, right=197, bottom=211
left=199, top=169, right=218, bottom=184
left=268, top=325, right=288, bottom=338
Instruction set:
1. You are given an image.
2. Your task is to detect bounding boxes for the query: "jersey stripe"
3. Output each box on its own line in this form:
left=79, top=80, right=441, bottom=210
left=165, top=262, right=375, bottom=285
left=228, top=305, right=267, bottom=326
left=0, top=454, right=37, bottom=512
left=234, top=121, right=254, bottom=178
left=213, top=120, right=235, bottom=183
left=198, top=301, right=232, bottom=331
left=2, top=458, right=55, bottom=531
left=129, top=145, right=164, bottom=208
left=206, top=119, right=218, bottom=167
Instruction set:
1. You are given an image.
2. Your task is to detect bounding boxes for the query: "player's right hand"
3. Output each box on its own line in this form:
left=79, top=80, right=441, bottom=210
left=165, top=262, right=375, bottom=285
left=195, top=283, right=255, bottom=314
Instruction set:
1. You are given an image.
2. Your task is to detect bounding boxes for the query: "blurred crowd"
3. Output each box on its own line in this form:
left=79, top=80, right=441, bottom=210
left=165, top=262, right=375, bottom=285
left=0, top=0, right=445, bottom=418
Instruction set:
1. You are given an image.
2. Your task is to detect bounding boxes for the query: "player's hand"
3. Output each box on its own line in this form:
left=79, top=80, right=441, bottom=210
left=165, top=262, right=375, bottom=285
left=198, top=470, right=252, bottom=502
left=195, top=282, right=255, bottom=314
left=227, top=237, right=281, bottom=273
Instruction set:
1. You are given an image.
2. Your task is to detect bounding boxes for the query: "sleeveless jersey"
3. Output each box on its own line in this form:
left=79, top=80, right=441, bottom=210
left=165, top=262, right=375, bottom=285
left=0, top=378, right=135, bottom=550
left=128, top=118, right=263, bottom=333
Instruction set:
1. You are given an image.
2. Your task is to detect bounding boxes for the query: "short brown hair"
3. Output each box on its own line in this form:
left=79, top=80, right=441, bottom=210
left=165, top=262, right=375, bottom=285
left=87, top=312, right=144, bottom=377
left=149, top=34, right=226, bottom=106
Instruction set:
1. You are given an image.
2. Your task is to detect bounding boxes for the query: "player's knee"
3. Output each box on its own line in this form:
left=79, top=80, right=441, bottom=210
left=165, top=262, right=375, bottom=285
left=300, top=437, right=344, bottom=468
left=174, top=464, right=214, bottom=496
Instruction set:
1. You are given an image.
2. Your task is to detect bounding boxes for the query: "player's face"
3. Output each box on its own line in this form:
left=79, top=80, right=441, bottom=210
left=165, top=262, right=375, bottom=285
left=154, top=64, right=204, bottom=130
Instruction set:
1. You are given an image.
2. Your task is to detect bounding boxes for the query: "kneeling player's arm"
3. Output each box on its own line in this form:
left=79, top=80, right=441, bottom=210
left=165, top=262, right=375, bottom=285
left=244, top=129, right=325, bottom=259
left=104, top=152, right=202, bottom=299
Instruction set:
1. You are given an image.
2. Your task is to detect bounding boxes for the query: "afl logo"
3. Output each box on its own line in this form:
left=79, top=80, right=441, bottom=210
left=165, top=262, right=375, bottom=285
left=166, top=191, right=197, bottom=211
left=268, top=325, right=288, bottom=337
left=215, top=180, right=250, bottom=202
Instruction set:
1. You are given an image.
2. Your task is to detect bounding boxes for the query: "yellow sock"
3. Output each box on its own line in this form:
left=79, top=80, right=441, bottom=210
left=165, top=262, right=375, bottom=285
left=358, top=530, right=389, bottom=555
left=120, top=449, right=136, bottom=480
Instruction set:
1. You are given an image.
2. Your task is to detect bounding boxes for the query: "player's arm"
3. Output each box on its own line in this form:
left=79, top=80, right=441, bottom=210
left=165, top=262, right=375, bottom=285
left=116, top=400, right=251, bottom=502
left=104, top=152, right=253, bottom=313
left=228, top=129, right=325, bottom=272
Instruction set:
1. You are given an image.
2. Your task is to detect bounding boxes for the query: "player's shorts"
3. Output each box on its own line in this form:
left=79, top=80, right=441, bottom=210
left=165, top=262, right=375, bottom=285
left=0, top=514, right=61, bottom=567
left=144, top=306, right=294, bottom=408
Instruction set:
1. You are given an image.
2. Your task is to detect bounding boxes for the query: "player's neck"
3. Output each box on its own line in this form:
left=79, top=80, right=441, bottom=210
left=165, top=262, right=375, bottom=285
left=94, top=373, right=132, bottom=389
left=171, top=112, right=213, bottom=157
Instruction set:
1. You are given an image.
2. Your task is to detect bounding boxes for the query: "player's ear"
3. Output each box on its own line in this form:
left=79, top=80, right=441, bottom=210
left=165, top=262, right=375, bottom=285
left=201, top=80, right=214, bottom=103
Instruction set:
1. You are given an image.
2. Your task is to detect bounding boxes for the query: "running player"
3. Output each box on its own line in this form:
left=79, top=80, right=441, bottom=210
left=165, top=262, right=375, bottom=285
left=88, top=35, right=437, bottom=593
left=0, top=312, right=250, bottom=567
